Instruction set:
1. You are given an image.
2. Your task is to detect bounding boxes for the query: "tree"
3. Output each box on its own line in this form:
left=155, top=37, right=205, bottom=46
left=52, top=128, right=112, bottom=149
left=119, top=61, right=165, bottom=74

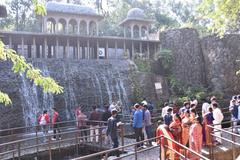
left=199, top=0, right=240, bottom=36
left=0, top=0, right=63, bottom=105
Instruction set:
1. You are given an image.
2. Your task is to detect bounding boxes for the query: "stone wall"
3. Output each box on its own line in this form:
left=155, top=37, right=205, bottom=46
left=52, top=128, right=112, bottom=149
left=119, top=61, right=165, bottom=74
left=160, top=28, right=206, bottom=87
left=0, top=59, right=158, bottom=129
left=160, top=28, right=240, bottom=95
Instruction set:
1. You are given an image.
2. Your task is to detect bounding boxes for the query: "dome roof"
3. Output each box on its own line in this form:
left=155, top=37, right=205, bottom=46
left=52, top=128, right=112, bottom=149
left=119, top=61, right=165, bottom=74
left=127, top=8, right=145, bottom=19
left=46, top=2, right=98, bottom=16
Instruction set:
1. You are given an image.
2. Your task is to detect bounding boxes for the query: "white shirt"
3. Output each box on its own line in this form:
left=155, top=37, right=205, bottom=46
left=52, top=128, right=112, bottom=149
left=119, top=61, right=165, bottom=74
left=109, top=104, right=116, bottom=112
left=202, top=102, right=210, bottom=114
left=162, top=106, right=169, bottom=118
left=213, top=108, right=224, bottom=124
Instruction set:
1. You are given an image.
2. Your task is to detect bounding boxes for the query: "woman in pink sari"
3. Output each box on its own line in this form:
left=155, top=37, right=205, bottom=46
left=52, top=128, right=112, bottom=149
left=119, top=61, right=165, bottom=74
left=189, top=116, right=203, bottom=160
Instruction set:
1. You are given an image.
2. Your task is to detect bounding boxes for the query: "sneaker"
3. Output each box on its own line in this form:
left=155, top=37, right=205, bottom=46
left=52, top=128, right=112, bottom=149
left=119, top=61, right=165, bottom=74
left=51, top=138, right=56, bottom=141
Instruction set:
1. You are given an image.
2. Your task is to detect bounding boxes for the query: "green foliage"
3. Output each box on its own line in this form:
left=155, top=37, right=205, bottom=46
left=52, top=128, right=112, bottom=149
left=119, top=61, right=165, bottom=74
left=129, top=71, right=143, bottom=103
left=33, top=0, right=46, bottom=16
left=199, top=0, right=240, bottom=37
left=0, top=91, right=12, bottom=105
left=134, top=59, right=151, bottom=73
left=157, top=48, right=173, bottom=71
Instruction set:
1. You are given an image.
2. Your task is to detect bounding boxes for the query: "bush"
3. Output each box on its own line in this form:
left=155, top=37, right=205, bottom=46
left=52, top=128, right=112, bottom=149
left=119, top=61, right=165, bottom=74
left=134, top=59, right=151, bottom=73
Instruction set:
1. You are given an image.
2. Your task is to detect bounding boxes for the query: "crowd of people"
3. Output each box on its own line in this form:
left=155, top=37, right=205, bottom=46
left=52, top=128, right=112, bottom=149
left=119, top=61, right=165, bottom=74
left=36, top=95, right=240, bottom=159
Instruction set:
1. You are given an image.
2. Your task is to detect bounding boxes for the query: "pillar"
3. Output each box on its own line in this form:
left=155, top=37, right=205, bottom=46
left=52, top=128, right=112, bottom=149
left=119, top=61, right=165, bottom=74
left=96, top=39, right=99, bottom=59
left=140, top=42, right=142, bottom=54
left=66, top=20, right=69, bottom=34
left=66, top=38, right=69, bottom=58
left=96, top=22, right=99, bottom=36
left=139, top=25, right=142, bottom=38
left=147, top=26, right=150, bottom=40
left=131, top=25, right=134, bottom=38
left=9, top=36, right=12, bottom=48
left=87, top=21, right=89, bottom=35
left=21, top=36, right=24, bottom=55
left=56, top=38, right=59, bottom=58
left=87, top=39, right=90, bottom=59
left=147, top=42, right=150, bottom=59
left=77, top=22, right=80, bottom=35
left=32, top=37, right=36, bottom=58
left=106, top=40, right=108, bottom=59
left=123, top=26, right=126, bottom=38
left=154, top=43, right=156, bottom=55
left=132, top=41, right=134, bottom=59
left=115, top=40, right=117, bottom=59
left=77, top=39, right=80, bottom=59
left=43, top=37, right=47, bottom=58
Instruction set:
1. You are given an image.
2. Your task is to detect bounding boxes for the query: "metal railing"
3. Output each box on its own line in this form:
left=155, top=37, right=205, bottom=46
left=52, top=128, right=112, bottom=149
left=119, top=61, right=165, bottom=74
left=73, top=135, right=209, bottom=160
left=208, top=119, right=240, bottom=160
left=0, top=124, right=125, bottom=160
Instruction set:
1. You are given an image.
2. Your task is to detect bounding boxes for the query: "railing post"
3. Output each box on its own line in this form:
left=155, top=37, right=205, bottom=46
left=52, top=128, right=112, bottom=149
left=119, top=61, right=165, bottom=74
left=75, top=132, right=79, bottom=156
left=121, top=125, right=124, bottom=152
left=48, top=136, right=52, bottom=160
left=100, top=128, right=102, bottom=148
left=134, top=144, right=138, bottom=160
left=159, top=137, right=161, bottom=160
left=35, top=126, right=39, bottom=159
left=232, top=132, right=236, bottom=160
left=17, top=142, right=20, bottom=160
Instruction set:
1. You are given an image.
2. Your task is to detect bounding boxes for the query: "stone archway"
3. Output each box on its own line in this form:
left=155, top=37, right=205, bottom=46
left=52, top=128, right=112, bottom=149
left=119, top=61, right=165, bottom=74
left=89, top=21, right=97, bottom=36
left=58, top=18, right=66, bottom=34
left=133, top=25, right=139, bottom=38
left=46, top=17, right=56, bottom=33
left=69, top=19, right=78, bottom=34
left=79, top=20, right=87, bottom=35
left=126, top=26, right=131, bottom=38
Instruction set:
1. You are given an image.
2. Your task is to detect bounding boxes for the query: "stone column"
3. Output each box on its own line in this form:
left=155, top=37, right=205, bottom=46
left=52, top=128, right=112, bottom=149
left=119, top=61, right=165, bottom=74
left=87, top=39, right=90, bottom=59
left=147, top=26, right=150, bottom=40
left=147, top=42, right=150, bottom=59
left=132, top=41, right=134, bottom=59
left=77, top=21, right=80, bottom=35
left=43, top=17, right=47, bottom=33
left=21, top=36, right=24, bottom=55
left=154, top=43, right=156, bottom=55
left=66, top=38, right=69, bottom=58
left=56, top=38, right=59, bottom=58
left=87, top=21, right=89, bottom=35
left=140, top=42, right=142, bottom=54
left=32, top=37, right=36, bottom=58
left=9, top=36, right=12, bottom=48
left=66, top=20, right=69, bottom=34
left=139, top=25, right=142, bottom=38
left=131, top=25, right=134, bottom=38
left=106, top=40, right=108, bottom=59
left=77, top=39, right=80, bottom=59
left=96, top=39, right=99, bottom=59
left=115, top=40, right=117, bottom=59
left=96, top=22, right=99, bottom=36
left=123, top=26, right=126, bottom=38
left=43, top=37, right=47, bottom=58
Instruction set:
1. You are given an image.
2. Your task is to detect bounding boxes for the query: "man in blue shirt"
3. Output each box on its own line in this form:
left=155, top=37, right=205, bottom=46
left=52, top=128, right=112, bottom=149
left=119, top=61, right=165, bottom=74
left=133, top=103, right=143, bottom=148
left=164, top=108, right=173, bottom=126
left=229, top=99, right=239, bottom=133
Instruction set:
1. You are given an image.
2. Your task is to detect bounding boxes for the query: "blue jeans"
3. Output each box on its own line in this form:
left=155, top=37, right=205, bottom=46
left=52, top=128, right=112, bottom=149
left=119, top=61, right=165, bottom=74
left=111, top=137, right=119, bottom=157
left=145, top=125, right=153, bottom=145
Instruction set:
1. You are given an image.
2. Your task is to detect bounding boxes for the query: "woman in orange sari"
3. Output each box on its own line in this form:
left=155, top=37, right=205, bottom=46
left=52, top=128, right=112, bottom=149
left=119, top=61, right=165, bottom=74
left=190, top=108, right=197, bottom=123
left=169, top=114, right=182, bottom=159
left=181, top=110, right=191, bottom=146
left=156, top=124, right=175, bottom=160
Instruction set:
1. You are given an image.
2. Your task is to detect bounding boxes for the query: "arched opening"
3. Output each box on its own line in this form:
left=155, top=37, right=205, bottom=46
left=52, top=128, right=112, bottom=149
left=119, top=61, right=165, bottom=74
left=133, top=25, right=139, bottom=38
left=58, top=18, right=66, bottom=34
left=126, top=26, right=131, bottom=38
left=46, top=17, right=56, bottom=33
left=141, top=26, right=147, bottom=39
left=69, top=19, right=77, bottom=34
left=89, top=21, right=97, bottom=36
left=79, top=20, right=87, bottom=36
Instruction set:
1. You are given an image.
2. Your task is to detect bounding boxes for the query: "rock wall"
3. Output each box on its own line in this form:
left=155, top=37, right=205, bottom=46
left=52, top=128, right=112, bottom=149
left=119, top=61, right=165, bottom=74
left=160, top=28, right=240, bottom=95
left=201, top=35, right=240, bottom=93
left=160, top=28, right=206, bottom=87
left=0, top=59, right=157, bottom=129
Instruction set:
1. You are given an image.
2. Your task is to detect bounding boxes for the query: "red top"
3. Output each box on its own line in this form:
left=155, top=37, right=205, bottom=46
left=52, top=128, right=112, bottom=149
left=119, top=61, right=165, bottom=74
left=38, top=113, right=50, bottom=124
left=52, top=111, right=59, bottom=124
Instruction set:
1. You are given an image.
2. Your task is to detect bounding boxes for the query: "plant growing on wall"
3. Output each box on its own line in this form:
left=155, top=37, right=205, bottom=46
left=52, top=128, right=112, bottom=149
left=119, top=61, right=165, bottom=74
left=134, top=59, right=151, bottom=73
left=0, top=1, right=63, bottom=105
left=156, top=48, right=173, bottom=71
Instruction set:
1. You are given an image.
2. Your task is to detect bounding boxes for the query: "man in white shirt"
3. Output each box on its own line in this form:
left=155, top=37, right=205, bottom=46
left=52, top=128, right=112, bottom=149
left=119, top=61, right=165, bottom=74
left=161, top=102, right=171, bottom=118
left=202, top=97, right=210, bottom=116
left=212, top=103, right=224, bottom=145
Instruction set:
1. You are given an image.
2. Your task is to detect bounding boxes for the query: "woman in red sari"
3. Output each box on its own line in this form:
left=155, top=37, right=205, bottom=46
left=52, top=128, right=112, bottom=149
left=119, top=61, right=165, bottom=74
left=181, top=110, right=191, bottom=146
left=169, top=114, right=182, bottom=159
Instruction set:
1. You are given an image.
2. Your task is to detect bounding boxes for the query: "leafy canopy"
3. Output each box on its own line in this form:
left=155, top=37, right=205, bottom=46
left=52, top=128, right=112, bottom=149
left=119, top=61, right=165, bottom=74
left=199, top=0, right=240, bottom=36
left=0, top=0, right=63, bottom=105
